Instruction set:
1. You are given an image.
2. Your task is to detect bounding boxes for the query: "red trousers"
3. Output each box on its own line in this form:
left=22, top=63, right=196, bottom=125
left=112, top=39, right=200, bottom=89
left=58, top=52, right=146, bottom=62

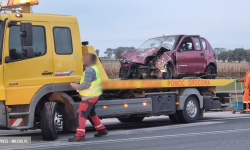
left=76, top=97, right=105, bottom=137
left=243, top=89, right=250, bottom=110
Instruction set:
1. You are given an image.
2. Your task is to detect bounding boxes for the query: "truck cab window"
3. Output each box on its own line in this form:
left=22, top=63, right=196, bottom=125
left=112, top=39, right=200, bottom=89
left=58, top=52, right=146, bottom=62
left=53, top=27, right=73, bottom=54
left=9, top=26, right=46, bottom=61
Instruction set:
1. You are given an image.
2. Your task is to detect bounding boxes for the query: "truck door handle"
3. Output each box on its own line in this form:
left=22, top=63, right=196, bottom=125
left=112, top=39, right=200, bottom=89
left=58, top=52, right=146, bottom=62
left=42, top=72, right=53, bottom=75
left=200, top=53, right=204, bottom=56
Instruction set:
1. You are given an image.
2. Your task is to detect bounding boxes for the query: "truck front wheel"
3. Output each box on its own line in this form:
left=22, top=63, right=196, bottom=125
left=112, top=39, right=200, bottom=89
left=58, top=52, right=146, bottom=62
left=177, top=96, right=199, bottom=123
left=41, top=102, right=63, bottom=141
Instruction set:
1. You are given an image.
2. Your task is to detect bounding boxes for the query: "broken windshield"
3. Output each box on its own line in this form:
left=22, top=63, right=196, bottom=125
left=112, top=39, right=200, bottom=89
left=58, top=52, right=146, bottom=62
left=139, top=36, right=177, bottom=50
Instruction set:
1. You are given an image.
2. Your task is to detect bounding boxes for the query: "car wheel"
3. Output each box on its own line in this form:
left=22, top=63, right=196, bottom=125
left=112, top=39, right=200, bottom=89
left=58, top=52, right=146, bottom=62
left=176, top=96, right=199, bottom=123
left=41, top=102, right=63, bottom=141
left=204, top=65, right=216, bottom=79
left=163, top=65, right=173, bottom=79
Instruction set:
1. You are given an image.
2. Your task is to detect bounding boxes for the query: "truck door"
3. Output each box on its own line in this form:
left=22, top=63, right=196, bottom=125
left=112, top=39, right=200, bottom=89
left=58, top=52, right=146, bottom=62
left=51, top=23, right=83, bottom=83
left=3, top=22, right=54, bottom=105
left=176, top=36, right=206, bottom=74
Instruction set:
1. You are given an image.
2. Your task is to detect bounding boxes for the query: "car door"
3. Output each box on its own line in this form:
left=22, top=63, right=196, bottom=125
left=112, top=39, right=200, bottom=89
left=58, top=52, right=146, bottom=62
left=3, top=22, right=54, bottom=105
left=176, top=36, right=206, bottom=74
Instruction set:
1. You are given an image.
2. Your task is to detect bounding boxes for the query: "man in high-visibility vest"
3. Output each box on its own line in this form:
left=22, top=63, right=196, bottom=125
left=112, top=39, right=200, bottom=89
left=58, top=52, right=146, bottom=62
left=68, top=53, right=108, bottom=142
left=237, top=63, right=250, bottom=112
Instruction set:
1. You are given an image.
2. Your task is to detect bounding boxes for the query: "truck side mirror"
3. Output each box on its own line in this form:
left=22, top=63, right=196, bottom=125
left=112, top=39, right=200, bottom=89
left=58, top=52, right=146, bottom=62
left=22, top=47, right=33, bottom=58
left=20, top=23, right=33, bottom=46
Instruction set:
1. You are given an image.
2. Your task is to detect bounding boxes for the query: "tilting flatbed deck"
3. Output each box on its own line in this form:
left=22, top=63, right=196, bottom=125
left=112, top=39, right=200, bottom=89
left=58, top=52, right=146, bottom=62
left=101, top=79, right=235, bottom=90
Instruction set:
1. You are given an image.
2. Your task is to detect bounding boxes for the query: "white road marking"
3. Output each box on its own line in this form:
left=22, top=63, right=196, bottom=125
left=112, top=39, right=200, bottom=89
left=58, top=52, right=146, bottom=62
left=6, top=128, right=250, bottom=150
left=106, top=121, right=222, bottom=136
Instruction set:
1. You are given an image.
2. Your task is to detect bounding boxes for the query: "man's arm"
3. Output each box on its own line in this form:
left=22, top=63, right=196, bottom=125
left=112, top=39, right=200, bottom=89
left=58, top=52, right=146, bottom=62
left=74, top=68, right=96, bottom=90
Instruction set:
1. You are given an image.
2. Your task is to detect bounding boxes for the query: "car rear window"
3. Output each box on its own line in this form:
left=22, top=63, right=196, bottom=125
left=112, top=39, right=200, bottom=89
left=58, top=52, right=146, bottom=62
left=201, top=39, right=207, bottom=50
left=193, top=37, right=201, bottom=51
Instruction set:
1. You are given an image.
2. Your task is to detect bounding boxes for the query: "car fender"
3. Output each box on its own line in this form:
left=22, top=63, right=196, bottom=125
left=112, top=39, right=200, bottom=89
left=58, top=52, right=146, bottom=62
left=154, top=52, right=172, bottom=69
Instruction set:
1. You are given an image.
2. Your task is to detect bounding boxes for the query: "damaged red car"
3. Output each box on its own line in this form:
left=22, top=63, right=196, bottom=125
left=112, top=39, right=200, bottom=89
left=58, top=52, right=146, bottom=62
left=119, top=35, right=217, bottom=79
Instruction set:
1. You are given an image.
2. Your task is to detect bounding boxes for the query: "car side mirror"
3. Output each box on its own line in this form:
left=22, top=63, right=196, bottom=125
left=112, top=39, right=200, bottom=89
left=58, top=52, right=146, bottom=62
left=20, top=23, right=33, bottom=46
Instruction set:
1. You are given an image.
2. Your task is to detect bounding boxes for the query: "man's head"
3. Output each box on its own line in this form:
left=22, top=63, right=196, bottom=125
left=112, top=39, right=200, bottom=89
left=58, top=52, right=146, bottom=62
left=84, top=53, right=97, bottom=67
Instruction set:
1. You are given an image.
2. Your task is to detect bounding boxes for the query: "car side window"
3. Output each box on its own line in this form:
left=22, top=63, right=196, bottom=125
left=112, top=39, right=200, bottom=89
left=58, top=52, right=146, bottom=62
left=9, top=26, right=46, bottom=61
left=201, top=38, right=207, bottom=50
left=192, top=37, right=202, bottom=51
left=53, top=27, right=73, bottom=54
left=178, top=37, right=194, bottom=51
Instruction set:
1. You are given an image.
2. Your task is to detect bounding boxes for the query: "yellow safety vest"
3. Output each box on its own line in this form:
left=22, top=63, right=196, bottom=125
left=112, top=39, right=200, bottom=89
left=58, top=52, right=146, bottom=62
left=79, top=65, right=102, bottom=97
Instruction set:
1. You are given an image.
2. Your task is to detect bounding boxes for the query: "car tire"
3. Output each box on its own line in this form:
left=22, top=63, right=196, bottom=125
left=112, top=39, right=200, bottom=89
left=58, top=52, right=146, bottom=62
left=176, top=96, right=199, bottom=123
left=41, top=102, right=63, bottom=141
left=163, top=65, right=173, bottom=79
left=203, top=65, right=216, bottom=79
left=169, top=114, right=181, bottom=123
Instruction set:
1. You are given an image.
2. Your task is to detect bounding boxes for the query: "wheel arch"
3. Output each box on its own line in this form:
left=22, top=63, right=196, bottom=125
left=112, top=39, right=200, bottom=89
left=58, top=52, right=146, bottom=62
left=29, top=84, right=76, bottom=129
left=177, top=88, right=203, bottom=110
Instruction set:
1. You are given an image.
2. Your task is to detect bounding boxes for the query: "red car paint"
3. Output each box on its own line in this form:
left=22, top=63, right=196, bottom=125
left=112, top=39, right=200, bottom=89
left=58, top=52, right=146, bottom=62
left=120, top=35, right=217, bottom=78
left=121, top=47, right=160, bottom=64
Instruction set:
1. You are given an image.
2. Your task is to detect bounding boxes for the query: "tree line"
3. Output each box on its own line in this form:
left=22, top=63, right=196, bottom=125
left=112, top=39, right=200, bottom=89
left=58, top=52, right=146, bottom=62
left=96, top=47, right=135, bottom=60
left=217, top=48, right=250, bottom=63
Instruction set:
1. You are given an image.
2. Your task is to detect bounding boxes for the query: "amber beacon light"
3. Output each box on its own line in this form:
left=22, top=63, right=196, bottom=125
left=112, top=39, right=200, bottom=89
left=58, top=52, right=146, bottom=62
left=8, top=0, right=39, bottom=5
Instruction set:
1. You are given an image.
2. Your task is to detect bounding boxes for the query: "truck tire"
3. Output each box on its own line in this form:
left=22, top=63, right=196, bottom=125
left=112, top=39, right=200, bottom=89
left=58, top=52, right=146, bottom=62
left=41, top=102, right=63, bottom=141
left=127, top=117, right=144, bottom=122
left=177, top=96, right=199, bottom=123
left=169, top=114, right=180, bottom=123
left=117, top=117, right=129, bottom=123
left=117, top=116, right=144, bottom=123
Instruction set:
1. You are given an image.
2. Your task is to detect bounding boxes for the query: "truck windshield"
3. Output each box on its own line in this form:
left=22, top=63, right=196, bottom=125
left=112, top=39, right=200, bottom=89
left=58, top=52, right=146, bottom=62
left=140, top=36, right=176, bottom=50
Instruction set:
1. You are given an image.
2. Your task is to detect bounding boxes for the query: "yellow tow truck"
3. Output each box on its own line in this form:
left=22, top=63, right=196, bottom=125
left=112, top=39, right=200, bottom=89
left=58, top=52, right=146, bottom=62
left=0, top=0, right=234, bottom=141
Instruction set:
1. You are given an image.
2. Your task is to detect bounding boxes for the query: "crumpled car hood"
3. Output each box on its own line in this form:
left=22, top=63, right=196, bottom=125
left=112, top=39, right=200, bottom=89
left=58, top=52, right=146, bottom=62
left=121, top=47, right=161, bottom=64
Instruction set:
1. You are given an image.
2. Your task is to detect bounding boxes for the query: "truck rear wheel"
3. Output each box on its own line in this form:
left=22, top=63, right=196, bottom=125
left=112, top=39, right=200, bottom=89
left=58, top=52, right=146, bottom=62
left=177, top=96, right=199, bottom=123
left=117, top=116, right=144, bottom=123
left=169, top=114, right=180, bottom=123
left=41, top=102, right=63, bottom=141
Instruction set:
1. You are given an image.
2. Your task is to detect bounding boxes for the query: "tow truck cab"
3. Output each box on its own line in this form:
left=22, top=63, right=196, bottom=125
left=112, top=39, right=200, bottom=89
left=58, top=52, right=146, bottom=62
left=0, top=1, right=85, bottom=129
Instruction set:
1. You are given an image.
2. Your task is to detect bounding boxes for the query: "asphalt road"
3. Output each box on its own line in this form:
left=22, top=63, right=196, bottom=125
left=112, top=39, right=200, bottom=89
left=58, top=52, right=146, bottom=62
left=1, top=112, right=250, bottom=150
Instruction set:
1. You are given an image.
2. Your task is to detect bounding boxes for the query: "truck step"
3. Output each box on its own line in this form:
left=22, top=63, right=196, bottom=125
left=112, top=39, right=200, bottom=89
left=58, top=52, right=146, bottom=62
left=9, top=112, right=29, bottom=116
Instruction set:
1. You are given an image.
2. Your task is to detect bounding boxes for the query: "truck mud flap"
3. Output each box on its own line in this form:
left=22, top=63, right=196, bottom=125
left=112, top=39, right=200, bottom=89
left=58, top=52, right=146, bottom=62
left=0, top=101, right=6, bottom=128
left=95, top=98, right=152, bottom=118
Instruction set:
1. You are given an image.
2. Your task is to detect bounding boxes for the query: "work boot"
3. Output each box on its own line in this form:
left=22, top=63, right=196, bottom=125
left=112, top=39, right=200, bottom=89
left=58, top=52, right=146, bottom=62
left=94, top=129, right=108, bottom=137
left=68, top=136, right=85, bottom=142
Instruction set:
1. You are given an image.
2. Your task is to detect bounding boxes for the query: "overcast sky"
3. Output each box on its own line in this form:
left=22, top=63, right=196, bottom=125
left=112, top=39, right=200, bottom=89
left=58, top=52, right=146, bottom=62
left=33, top=0, right=249, bottom=56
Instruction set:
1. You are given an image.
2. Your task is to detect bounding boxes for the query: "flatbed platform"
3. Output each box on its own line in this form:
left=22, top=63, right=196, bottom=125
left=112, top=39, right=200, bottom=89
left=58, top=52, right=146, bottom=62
left=101, top=79, right=235, bottom=90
